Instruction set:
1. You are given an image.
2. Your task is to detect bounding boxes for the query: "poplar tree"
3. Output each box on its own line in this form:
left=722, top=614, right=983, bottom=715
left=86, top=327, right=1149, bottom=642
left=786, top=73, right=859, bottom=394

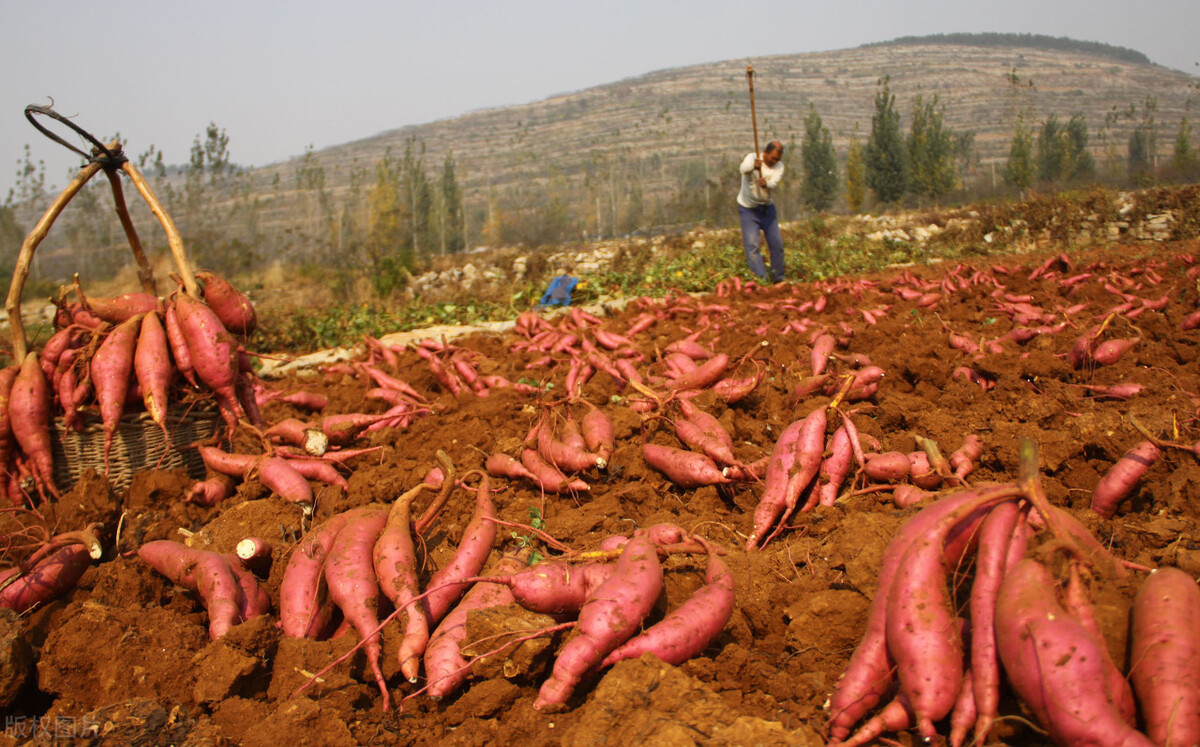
left=844, top=135, right=866, bottom=213
left=865, top=76, right=906, bottom=204
left=1004, top=117, right=1036, bottom=193
left=906, top=94, right=956, bottom=202
left=800, top=104, right=838, bottom=211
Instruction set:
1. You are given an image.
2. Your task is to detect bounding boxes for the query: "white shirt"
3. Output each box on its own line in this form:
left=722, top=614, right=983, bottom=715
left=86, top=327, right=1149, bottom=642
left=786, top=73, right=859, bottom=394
left=737, top=152, right=784, bottom=208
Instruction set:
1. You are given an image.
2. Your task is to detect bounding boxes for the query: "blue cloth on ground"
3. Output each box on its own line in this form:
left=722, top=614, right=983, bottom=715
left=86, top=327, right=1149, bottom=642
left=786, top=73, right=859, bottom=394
left=539, top=274, right=578, bottom=306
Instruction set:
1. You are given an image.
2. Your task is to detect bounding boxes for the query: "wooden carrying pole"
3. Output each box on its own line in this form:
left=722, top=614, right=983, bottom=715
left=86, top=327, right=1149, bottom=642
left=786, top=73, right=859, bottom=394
left=4, top=161, right=104, bottom=362
left=747, top=65, right=760, bottom=158
left=5, top=138, right=201, bottom=362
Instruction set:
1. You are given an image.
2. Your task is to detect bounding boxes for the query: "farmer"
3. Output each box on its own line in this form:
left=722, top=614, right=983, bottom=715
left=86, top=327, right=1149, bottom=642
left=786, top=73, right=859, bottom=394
left=736, top=140, right=786, bottom=283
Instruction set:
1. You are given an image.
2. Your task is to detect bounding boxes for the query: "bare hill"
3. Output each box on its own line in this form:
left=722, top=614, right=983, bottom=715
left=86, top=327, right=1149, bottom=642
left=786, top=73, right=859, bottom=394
left=241, top=39, right=1197, bottom=228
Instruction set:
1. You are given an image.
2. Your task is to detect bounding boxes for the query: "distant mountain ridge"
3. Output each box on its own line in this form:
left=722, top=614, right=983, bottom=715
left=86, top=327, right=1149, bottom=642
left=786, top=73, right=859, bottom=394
left=231, top=36, right=1195, bottom=237
left=861, top=32, right=1153, bottom=66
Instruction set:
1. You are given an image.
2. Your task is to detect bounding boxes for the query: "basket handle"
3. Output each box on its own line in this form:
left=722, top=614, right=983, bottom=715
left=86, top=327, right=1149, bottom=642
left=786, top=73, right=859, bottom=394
left=6, top=106, right=201, bottom=363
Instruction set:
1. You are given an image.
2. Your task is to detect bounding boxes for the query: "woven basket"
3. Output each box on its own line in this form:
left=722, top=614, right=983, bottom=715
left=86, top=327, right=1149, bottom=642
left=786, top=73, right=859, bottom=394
left=50, top=406, right=220, bottom=493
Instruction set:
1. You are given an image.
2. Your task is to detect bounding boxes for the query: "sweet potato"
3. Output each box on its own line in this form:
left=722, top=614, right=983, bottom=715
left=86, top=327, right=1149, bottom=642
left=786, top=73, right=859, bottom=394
left=424, top=476, right=498, bottom=624
left=678, top=399, right=735, bottom=452
left=748, top=406, right=826, bottom=548
left=643, top=442, right=729, bottom=488
left=81, top=290, right=160, bottom=323
left=283, top=457, right=349, bottom=492
left=967, top=501, right=1023, bottom=744
left=712, top=363, right=765, bottom=404
left=1062, top=563, right=1137, bottom=725
left=864, top=451, right=911, bottom=482
left=666, top=353, right=729, bottom=392
left=0, top=366, right=19, bottom=471
left=186, top=474, right=237, bottom=506
left=161, top=302, right=198, bottom=389
left=600, top=541, right=734, bottom=667
left=265, top=418, right=329, bottom=456
left=483, top=560, right=616, bottom=616
left=812, top=425, right=852, bottom=508
left=280, top=511, right=353, bottom=638
left=323, top=505, right=392, bottom=709
left=424, top=553, right=526, bottom=699
left=578, top=402, right=614, bottom=465
left=134, top=312, right=172, bottom=431
left=1129, top=567, right=1200, bottom=747
left=534, top=535, right=664, bottom=709
left=195, top=269, right=257, bottom=335
left=196, top=445, right=260, bottom=478
left=138, top=540, right=250, bottom=639
left=827, top=485, right=1020, bottom=742
left=1091, top=440, right=1160, bottom=519
left=373, top=484, right=429, bottom=682
left=173, top=293, right=243, bottom=429
left=537, top=413, right=604, bottom=472
left=949, top=434, right=984, bottom=480
left=9, top=353, right=57, bottom=499
left=520, top=448, right=589, bottom=494
left=811, top=333, right=836, bottom=376
left=0, top=544, right=93, bottom=613
left=486, top=452, right=538, bottom=482
left=255, top=457, right=315, bottom=507
left=744, top=416, right=808, bottom=550
left=995, top=558, right=1154, bottom=746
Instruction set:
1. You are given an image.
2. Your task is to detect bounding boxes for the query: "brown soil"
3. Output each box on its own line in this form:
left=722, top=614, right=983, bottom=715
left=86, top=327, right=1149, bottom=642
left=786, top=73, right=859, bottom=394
left=5, top=240, right=1200, bottom=746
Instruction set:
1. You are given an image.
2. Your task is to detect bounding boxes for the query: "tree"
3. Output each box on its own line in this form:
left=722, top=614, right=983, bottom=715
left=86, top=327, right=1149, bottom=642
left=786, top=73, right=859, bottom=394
left=1128, top=127, right=1154, bottom=186
left=906, top=93, right=957, bottom=202
left=1127, top=97, right=1158, bottom=186
left=400, top=138, right=432, bottom=256
left=1036, top=113, right=1094, bottom=184
left=1004, top=117, right=1036, bottom=194
left=1171, top=115, right=1198, bottom=180
left=844, top=134, right=866, bottom=213
left=800, top=105, right=838, bottom=211
left=1065, top=114, right=1095, bottom=180
left=1036, top=114, right=1071, bottom=183
left=366, top=152, right=407, bottom=296
left=439, top=151, right=464, bottom=253
left=865, top=76, right=906, bottom=204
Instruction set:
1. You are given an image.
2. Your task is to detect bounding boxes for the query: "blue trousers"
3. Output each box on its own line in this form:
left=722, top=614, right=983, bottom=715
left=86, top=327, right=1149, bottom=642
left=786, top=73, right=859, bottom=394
left=738, top=203, right=784, bottom=282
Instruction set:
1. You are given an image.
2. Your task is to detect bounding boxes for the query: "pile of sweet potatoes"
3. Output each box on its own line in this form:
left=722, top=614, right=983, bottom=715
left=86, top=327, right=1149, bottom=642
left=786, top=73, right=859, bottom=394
left=826, top=448, right=1200, bottom=747
left=199, top=458, right=736, bottom=712
left=3, top=270, right=260, bottom=504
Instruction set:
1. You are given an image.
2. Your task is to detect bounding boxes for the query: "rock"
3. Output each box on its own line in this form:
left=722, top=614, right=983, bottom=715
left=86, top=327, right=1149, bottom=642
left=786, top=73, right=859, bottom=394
left=461, top=263, right=480, bottom=288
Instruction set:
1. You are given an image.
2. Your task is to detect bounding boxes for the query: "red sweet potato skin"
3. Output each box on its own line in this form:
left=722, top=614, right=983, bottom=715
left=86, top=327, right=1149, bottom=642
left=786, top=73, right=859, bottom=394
left=0, top=545, right=92, bottom=613
left=196, top=270, right=257, bottom=335
left=279, top=511, right=352, bottom=638
left=534, top=536, right=663, bottom=709
left=1090, top=440, right=1160, bottom=519
left=1129, top=567, right=1200, bottom=747
left=9, top=353, right=55, bottom=495
left=995, top=559, right=1154, bottom=747
left=600, top=550, right=734, bottom=667
left=424, top=554, right=525, bottom=699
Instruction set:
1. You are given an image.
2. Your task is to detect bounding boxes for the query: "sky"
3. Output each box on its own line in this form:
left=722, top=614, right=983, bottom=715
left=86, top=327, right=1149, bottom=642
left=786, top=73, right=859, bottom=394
left=2, top=0, right=1198, bottom=200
